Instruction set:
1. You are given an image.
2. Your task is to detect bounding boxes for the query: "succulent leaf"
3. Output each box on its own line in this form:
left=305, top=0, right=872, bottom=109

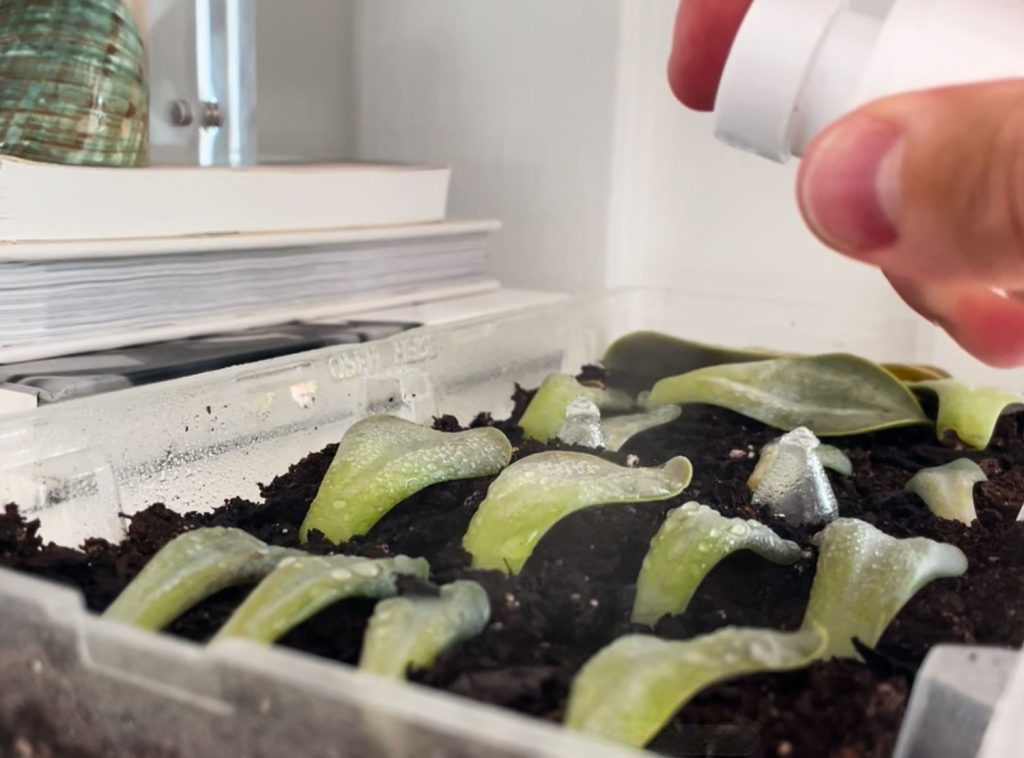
left=747, top=438, right=852, bottom=491
left=905, top=458, right=987, bottom=525
left=883, top=363, right=950, bottom=382
left=102, top=527, right=300, bottom=631
left=518, top=373, right=605, bottom=443
left=801, top=519, right=967, bottom=658
left=214, top=554, right=429, bottom=644
left=601, top=330, right=948, bottom=394
left=359, top=580, right=490, bottom=679
left=602, top=331, right=777, bottom=395
left=565, top=626, right=826, bottom=748
left=911, top=380, right=1024, bottom=449
left=463, top=452, right=692, bottom=574
left=648, top=354, right=928, bottom=436
left=603, top=404, right=682, bottom=452
left=299, top=415, right=512, bottom=544
left=632, top=502, right=802, bottom=625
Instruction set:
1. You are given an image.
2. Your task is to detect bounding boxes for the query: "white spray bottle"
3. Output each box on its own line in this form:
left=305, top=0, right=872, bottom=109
left=714, top=0, right=1024, bottom=161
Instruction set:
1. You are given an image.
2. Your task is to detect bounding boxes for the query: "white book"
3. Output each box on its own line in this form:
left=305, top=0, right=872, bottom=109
left=0, top=220, right=500, bottom=362
left=0, top=158, right=451, bottom=241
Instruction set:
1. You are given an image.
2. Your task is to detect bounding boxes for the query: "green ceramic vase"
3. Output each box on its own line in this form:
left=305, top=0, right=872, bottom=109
left=0, top=0, right=148, bottom=167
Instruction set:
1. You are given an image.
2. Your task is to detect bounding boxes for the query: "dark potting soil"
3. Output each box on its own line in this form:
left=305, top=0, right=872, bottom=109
left=2, top=377, right=1024, bottom=758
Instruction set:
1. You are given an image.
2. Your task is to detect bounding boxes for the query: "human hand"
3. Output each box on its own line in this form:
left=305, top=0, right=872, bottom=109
left=670, top=0, right=1024, bottom=367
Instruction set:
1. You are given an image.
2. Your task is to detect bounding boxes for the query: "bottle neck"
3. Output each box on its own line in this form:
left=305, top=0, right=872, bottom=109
left=792, top=10, right=882, bottom=155
left=714, top=0, right=882, bottom=162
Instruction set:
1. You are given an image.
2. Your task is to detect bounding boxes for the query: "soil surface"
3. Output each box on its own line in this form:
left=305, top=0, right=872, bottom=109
left=2, top=376, right=1023, bottom=758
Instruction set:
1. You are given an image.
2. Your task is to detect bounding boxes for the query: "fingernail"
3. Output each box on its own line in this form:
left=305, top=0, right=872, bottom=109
left=800, top=118, right=904, bottom=258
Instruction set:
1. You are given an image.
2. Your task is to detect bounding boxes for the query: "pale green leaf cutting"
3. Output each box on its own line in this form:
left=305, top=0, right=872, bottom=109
left=565, top=626, right=826, bottom=748
left=911, top=380, right=1024, bottom=450
left=602, top=404, right=682, bottom=452
left=601, top=388, right=637, bottom=413
left=747, top=439, right=853, bottom=491
left=299, top=415, right=512, bottom=544
left=884, top=364, right=950, bottom=382
left=602, top=331, right=777, bottom=395
left=648, top=354, right=928, bottom=436
left=632, top=502, right=802, bottom=625
left=214, top=554, right=429, bottom=644
left=103, top=527, right=300, bottom=631
left=601, top=330, right=948, bottom=395
left=359, top=580, right=490, bottom=679
left=518, top=373, right=604, bottom=442
left=801, top=518, right=967, bottom=658
left=905, top=458, right=987, bottom=525
left=463, top=452, right=693, bottom=574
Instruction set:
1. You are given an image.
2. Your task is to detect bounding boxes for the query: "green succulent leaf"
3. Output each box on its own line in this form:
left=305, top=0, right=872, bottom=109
left=601, top=330, right=948, bottom=395
left=600, top=388, right=637, bottom=413
left=463, top=452, right=693, bottom=574
left=911, top=380, right=1024, bottom=450
left=632, top=502, right=803, bottom=625
left=905, top=458, right=987, bottom=525
left=299, top=415, right=512, bottom=544
left=801, top=518, right=967, bottom=658
left=602, top=331, right=777, bottom=395
left=518, top=373, right=605, bottom=443
left=102, top=527, right=300, bottom=631
left=359, top=580, right=490, bottom=679
left=648, top=354, right=928, bottom=436
left=883, top=363, right=950, bottom=382
left=214, top=554, right=429, bottom=644
left=747, top=439, right=853, bottom=491
left=602, top=404, right=682, bottom=452
left=565, top=626, right=826, bottom=748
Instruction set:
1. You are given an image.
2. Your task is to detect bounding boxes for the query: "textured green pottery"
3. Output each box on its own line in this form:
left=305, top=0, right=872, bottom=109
left=0, top=0, right=148, bottom=167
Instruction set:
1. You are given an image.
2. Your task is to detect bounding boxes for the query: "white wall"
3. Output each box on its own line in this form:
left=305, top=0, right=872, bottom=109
left=255, top=0, right=356, bottom=161
left=346, top=0, right=914, bottom=349
left=250, top=0, right=1016, bottom=383
left=605, top=0, right=1024, bottom=383
left=605, top=0, right=921, bottom=360
left=351, top=0, right=623, bottom=293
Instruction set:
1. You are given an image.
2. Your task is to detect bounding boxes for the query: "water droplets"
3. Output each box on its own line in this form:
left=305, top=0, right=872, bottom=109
left=729, top=523, right=749, bottom=537
left=300, top=415, right=512, bottom=544
left=557, top=396, right=606, bottom=448
left=752, top=427, right=838, bottom=526
left=103, top=528, right=301, bottom=631
left=464, top=452, right=692, bottom=574
left=905, top=458, right=986, bottom=525
left=802, top=518, right=968, bottom=658
left=632, top=502, right=802, bottom=625
left=359, top=580, right=490, bottom=679
left=215, top=553, right=429, bottom=644
left=351, top=561, right=382, bottom=578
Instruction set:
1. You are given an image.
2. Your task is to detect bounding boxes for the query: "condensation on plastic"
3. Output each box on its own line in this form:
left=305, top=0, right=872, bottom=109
left=894, top=646, right=1018, bottom=758
left=0, top=288, right=1018, bottom=757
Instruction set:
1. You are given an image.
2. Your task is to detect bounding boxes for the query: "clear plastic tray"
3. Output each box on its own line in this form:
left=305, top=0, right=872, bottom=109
left=0, top=288, right=1018, bottom=757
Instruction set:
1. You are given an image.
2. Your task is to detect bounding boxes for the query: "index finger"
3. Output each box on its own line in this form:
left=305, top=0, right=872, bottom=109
left=668, top=0, right=753, bottom=111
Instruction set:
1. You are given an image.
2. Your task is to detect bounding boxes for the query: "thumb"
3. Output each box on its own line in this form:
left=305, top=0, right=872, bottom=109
left=798, top=80, right=1024, bottom=289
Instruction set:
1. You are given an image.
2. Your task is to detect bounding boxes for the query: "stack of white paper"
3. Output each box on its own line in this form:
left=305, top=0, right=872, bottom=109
left=0, top=221, right=499, bottom=362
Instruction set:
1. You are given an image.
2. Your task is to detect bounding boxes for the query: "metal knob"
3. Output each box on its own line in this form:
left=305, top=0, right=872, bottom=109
left=169, top=99, right=193, bottom=127
left=200, top=101, right=222, bottom=129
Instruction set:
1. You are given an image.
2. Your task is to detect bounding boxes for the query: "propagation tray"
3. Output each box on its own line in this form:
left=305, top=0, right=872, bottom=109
left=0, top=289, right=1019, bottom=757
